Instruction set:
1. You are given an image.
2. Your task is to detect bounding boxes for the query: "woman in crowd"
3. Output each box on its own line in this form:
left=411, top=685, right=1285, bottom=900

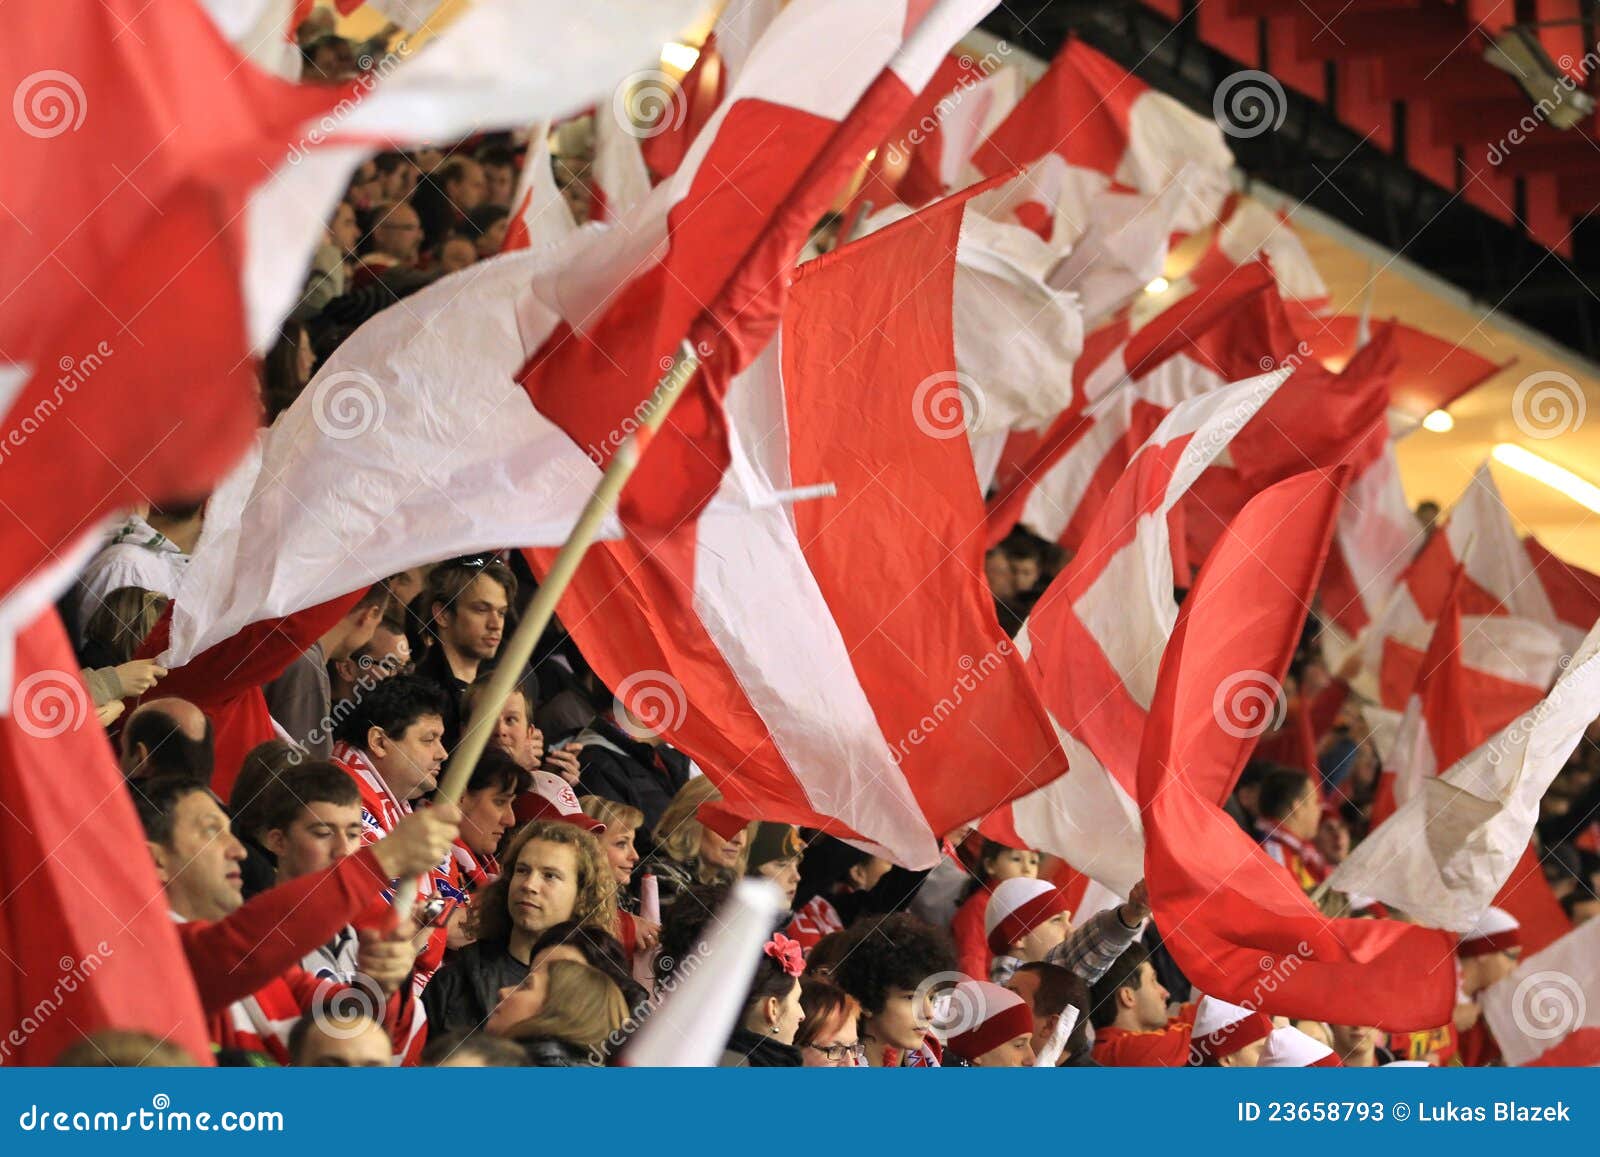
left=794, top=978, right=863, bottom=1067
left=648, top=777, right=751, bottom=906
left=745, top=822, right=803, bottom=912
left=717, top=932, right=806, bottom=1067
left=581, top=795, right=644, bottom=911
left=485, top=959, right=629, bottom=1065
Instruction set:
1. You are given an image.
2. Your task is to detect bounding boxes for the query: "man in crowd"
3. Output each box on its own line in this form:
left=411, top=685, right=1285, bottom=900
left=287, top=1011, right=393, bottom=1067
left=137, top=774, right=458, bottom=1064
left=1088, top=944, right=1193, bottom=1066
left=1255, top=765, right=1327, bottom=891
left=266, top=586, right=388, bottom=760
left=414, top=557, right=515, bottom=746
left=120, top=698, right=213, bottom=781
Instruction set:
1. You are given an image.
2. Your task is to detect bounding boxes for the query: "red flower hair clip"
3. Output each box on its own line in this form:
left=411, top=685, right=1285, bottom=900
left=763, top=932, right=805, bottom=978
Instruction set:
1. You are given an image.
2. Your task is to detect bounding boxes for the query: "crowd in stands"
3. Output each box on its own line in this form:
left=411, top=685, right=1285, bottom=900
left=49, top=13, right=1600, bottom=1070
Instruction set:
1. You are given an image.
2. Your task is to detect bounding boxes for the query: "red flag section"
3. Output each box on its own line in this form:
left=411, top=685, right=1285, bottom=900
left=0, top=2, right=341, bottom=616
left=532, top=179, right=1065, bottom=868
left=0, top=612, right=211, bottom=1065
left=517, top=0, right=1000, bottom=531
left=1138, top=470, right=1457, bottom=1031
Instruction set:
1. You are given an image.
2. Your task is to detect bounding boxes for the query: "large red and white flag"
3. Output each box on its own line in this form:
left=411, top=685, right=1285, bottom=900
left=1525, top=536, right=1600, bottom=657
left=971, top=37, right=1233, bottom=235
left=1328, top=616, right=1600, bottom=931
left=0, top=611, right=212, bottom=1064
left=1139, top=471, right=1457, bottom=1031
left=517, top=0, right=1003, bottom=530
left=1481, top=916, right=1600, bottom=1067
left=1356, top=464, right=1565, bottom=713
left=1179, top=196, right=1330, bottom=315
left=981, top=368, right=1289, bottom=894
left=532, top=182, right=1067, bottom=869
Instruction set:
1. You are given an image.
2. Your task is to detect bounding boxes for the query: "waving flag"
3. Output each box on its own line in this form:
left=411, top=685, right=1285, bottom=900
left=516, top=0, right=1004, bottom=530
left=1329, top=617, right=1600, bottom=933
left=532, top=181, right=1065, bottom=869
left=1139, top=471, right=1457, bottom=1031
left=502, top=120, right=578, bottom=252
left=982, top=369, right=1288, bottom=894
left=972, top=37, right=1233, bottom=234
left=1481, top=916, right=1600, bottom=1067
left=1182, top=196, right=1330, bottom=314
left=0, top=611, right=211, bottom=1064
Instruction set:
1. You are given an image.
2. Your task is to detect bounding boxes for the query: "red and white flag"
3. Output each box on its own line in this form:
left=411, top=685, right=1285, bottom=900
left=590, top=95, right=653, bottom=223
left=1180, top=196, right=1330, bottom=314
left=1356, top=464, right=1565, bottom=714
left=1525, top=536, right=1600, bottom=657
left=972, top=37, right=1233, bottom=235
left=1328, top=616, right=1600, bottom=932
left=532, top=182, right=1067, bottom=868
left=1139, top=470, right=1457, bottom=1031
left=1481, top=916, right=1600, bottom=1067
left=517, top=0, right=1004, bottom=530
left=982, top=368, right=1289, bottom=894
left=0, top=611, right=212, bottom=1064
left=502, top=120, right=578, bottom=252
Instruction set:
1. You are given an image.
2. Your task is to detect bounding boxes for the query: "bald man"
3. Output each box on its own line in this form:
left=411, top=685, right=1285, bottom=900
left=121, top=698, right=214, bottom=782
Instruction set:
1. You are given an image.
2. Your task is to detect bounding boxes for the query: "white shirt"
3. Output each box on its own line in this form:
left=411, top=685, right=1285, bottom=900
left=69, top=514, right=190, bottom=640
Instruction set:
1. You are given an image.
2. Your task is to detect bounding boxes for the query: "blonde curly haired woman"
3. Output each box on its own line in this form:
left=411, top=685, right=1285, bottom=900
left=646, top=777, right=753, bottom=908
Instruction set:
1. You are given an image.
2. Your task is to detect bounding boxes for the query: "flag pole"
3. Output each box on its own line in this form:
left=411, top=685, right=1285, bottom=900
left=433, top=341, right=703, bottom=809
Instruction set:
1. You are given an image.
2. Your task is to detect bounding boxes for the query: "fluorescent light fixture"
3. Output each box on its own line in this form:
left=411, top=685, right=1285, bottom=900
left=1422, top=409, right=1455, bottom=433
left=1144, top=276, right=1171, bottom=295
left=1492, top=442, right=1600, bottom=514
left=661, top=42, right=700, bottom=71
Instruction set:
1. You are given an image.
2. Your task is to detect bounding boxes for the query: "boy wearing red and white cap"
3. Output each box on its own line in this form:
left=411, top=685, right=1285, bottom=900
left=945, top=981, right=1037, bottom=1067
left=1189, top=995, right=1274, bottom=1067
left=984, top=877, right=1074, bottom=985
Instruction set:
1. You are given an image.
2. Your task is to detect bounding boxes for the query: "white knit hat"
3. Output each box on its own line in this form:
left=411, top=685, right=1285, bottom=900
left=1257, top=1026, right=1339, bottom=1068
left=983, top=877, right=1071, bottom=954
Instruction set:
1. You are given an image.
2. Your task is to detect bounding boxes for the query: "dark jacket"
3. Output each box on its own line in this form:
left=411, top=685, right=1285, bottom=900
left=719, top=1027, right=802, bottom=1067
left=412, top=646, right=468, bottom=751
left=574, top=719, right=692, bottom=834
left=420, top=940, right=527, bottom=1037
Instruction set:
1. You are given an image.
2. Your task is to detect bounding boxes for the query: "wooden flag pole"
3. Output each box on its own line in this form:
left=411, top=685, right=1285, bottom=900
left=392, top=342, right=702, bottom=915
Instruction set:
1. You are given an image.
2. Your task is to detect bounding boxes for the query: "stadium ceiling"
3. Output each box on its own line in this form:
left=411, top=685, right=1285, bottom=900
left=982, top=0, right=1600, bottom=362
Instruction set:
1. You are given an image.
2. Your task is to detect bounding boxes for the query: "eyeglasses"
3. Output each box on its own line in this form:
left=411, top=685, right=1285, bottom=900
left=803, top=1041, right=866, bottom=1064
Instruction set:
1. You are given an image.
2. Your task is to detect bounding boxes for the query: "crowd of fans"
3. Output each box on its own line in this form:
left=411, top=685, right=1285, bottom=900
left=48, top=13, right=1600, bottom=1070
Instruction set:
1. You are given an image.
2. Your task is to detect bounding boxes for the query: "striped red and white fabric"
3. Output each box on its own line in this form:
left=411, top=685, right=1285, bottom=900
left=985, top=261, right=1287, bottom=551
left=1328, top=617, right=1600, bottom=933
left=518, top=0, right=1003, bottom=530
left=502, top=120, right=578, bottom=251
left=981, top=369, right=1289, bottom=894
left=1356, top=464, right=1565, bottom=716
left=1181, top=196, right=1330, bottom=315
left=532, top=182, right=1066, bottom=869
left=971, top=37, right=1233, bottom=235
left=1317, top=433, right=1423, bottom=638
left=1525, top=536, right=1600, bottom=657
left=1482, top=916, right=1600, bottom=1067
